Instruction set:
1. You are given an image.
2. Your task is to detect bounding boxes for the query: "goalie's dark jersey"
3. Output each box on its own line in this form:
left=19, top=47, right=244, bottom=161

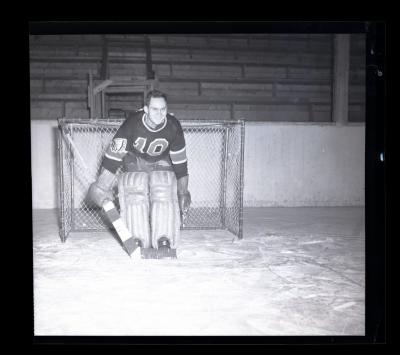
left=102, top=109, right=188, bottom=179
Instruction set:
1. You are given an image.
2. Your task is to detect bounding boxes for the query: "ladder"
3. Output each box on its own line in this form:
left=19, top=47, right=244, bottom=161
left=87, top=35, right=157, bottom=118
left=87, top=73, right=157, bottom=118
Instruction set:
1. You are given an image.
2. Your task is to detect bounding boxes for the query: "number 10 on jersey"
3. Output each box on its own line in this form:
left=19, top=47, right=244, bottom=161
left=133, top=137, right=169, bottom=157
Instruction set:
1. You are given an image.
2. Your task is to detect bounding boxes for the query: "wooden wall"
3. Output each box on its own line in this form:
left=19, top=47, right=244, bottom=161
left=30, top=34, right=365, bottom=122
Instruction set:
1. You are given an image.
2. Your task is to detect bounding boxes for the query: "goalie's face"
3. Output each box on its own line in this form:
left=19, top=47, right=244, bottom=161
left=144, top=97, right=167, bottom=127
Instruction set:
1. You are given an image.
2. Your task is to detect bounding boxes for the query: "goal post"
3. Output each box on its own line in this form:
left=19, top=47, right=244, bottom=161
left=57, top=117, right=245, bottom=242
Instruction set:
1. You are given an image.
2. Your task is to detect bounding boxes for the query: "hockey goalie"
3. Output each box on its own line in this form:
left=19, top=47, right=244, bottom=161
left=88, top=90, right=191, bottom=259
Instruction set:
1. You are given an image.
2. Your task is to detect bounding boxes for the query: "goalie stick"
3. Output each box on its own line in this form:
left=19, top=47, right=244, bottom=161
left=102, top=200, right=142, bottom=257
left=61, top=128, right=140, bottom=258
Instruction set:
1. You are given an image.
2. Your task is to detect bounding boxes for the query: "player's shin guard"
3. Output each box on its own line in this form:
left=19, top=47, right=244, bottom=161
left=149, top=171, right=180, bottom=250
left=118, top=172, right=151, bottom=248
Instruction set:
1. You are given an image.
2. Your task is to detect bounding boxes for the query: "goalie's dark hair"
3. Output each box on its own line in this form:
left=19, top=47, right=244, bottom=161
left=145, top=90, right=167, bottom=106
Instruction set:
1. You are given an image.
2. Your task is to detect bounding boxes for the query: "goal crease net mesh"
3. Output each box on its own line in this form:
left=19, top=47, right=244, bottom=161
left=57, top=118, right=245, bottom=242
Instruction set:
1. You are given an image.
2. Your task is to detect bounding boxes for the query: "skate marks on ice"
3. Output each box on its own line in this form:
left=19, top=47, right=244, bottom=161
left=33, top=210, right=364, bottom=336
left=197, top=230, right=364, bottom=335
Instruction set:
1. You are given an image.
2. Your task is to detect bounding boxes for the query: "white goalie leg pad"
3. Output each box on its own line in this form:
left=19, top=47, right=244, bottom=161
left=118, top=172, right=151, bottom=248
left=150, top=170, right=181, bottom=249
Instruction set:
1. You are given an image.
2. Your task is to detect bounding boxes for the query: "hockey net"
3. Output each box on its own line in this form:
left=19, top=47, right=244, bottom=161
left=57, top=118, right=245, bottom=242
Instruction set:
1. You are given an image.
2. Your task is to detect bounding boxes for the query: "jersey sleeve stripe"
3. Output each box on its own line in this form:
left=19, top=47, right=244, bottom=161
left=105, top=152, right=123, bottom=162
left=171, top=158, right=187, bottom=165
left=170, top=146, right=186, bottom=155
left=170, top=148, right=187, bottom=164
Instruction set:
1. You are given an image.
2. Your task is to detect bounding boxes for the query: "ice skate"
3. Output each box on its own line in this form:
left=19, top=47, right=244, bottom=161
left=156, top=236, right=177, bottom=259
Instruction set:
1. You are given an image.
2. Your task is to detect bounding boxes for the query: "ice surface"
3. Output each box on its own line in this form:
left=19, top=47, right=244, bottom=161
left=33, top=207, right=365, bottom=336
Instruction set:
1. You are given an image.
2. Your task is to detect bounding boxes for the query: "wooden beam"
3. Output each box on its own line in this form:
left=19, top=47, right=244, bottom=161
left=30, top=56, right=101, bottom=63
left=105, top=86, right=148, bottom=94
left=88, top=71, right=94, bottom=118
left=332, top=34, right=350, bottom=125
left=107, top=80, right=151, bottom=87
left=145, top=35, right=155, bottom=80
left=100, top=35, right=109, bottom=80
left=93, top=80, right=114, bottom=94
left=106, top=57, right=330, bottom=69
left=101, top=91, right=106, bottom=118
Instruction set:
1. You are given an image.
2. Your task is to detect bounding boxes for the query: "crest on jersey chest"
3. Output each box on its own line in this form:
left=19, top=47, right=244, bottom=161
left=110, top=138, right=128, bottom=153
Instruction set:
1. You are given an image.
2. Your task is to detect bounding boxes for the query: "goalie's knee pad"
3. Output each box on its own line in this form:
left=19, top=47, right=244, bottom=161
left=149, top=170, right=181, bottom=249
left=117, top=172, right=151, bottom=248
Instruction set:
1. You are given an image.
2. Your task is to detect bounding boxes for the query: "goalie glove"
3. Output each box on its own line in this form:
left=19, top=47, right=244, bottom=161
left=177, top=175, right=191, bottom=226
left=88, top=168, right=116, bottom=207
left=178, top=190, right=191, bottom=227
left=178, top=191, right=191, bottom=214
